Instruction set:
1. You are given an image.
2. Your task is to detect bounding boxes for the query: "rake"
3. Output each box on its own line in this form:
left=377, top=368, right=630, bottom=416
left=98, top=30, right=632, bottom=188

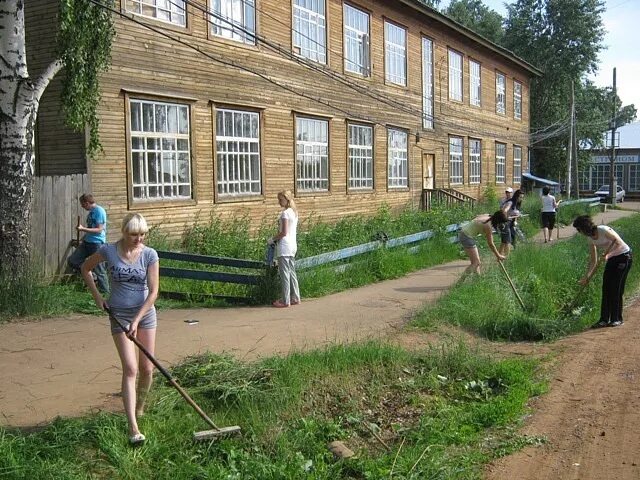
left=498, top=260, right=526, bottom=310
left=564, top=241, right=615, bottom=315
left=106, top=308, right=241, bottom=441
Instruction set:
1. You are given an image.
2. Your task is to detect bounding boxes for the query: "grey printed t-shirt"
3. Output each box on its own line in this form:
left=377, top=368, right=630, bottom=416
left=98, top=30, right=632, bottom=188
left=99, top=243, right=159, bottom=309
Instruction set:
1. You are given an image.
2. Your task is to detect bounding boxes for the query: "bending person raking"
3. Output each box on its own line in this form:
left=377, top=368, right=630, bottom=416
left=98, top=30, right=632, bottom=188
left=573, top=215, right=633, bottom=329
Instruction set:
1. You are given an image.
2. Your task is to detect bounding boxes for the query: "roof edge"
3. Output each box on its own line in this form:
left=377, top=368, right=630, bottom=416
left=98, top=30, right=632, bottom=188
left=400, top=0, right=543, bottom=77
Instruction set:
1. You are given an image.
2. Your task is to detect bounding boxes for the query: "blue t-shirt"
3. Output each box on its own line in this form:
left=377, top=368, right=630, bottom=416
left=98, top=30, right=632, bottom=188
left=99, top=243, right=159, bottom=309
left=84, top=205, right=107, bottom=244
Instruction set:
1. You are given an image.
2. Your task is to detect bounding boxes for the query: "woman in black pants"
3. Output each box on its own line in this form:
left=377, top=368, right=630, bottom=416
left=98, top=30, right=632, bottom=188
left=573, top=215, right=633, bottom=328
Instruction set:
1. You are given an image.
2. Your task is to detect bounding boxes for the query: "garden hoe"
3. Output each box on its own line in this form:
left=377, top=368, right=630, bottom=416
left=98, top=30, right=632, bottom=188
left=498, top=260, right=526, bottom=310
left=106, top=308, right=241, bottom=441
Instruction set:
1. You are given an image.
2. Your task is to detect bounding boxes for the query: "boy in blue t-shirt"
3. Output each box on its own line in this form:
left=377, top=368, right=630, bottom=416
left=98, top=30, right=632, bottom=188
left=68, top=193, right=110, bottom=293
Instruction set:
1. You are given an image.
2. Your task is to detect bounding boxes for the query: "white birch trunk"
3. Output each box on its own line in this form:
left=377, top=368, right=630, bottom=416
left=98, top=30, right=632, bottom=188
left=0, top=0, right=62, bottom=277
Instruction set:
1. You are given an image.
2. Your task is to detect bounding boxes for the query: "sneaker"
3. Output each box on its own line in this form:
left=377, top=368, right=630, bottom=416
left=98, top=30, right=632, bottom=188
left=272, top=300, right=289, bottom=308
left=591, top=320, right=609, bottom=329
left=610, top=320, right=624, bottom=327
left=129, top=433, right=146, bottom=445
left=291, top=300, right=301, bottom=305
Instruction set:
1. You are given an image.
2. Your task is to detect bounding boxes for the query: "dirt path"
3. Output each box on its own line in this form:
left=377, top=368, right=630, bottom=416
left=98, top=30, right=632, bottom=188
left=1, top=205, right=638, bottom=479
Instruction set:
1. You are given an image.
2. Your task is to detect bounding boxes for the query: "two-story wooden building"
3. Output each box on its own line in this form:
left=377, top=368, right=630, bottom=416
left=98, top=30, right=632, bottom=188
left=27, top=0, right=541, bottom=245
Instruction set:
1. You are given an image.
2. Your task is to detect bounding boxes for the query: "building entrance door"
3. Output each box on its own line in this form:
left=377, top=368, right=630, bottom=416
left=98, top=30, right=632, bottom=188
left=422, top=153, right=435, bottom=189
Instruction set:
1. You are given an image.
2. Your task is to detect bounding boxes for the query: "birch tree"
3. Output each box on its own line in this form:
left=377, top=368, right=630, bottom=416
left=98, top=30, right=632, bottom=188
left=0, top=0, right=114, bottom=279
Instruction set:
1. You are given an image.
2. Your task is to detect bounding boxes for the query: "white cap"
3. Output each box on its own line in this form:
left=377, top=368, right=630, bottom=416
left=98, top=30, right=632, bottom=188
left=505, top=187, right=513, bottom=193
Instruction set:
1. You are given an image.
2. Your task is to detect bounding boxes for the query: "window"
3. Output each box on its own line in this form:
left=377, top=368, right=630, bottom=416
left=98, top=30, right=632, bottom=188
left=348, top=123, right=373, bottom=189
left=387, top=128, right=408, bottom=188
left=211, top=0, right=255, bottom=44
left=579, top=167, right=591, bottom=191
left=496, top=72, right=506, bottom=114
left=470, top=60, right=481, bottom=107
left=129, top=99, right=191, bottom=200
left=513, top=145, right=522, bottom=184
left=592, top=164, right=609, bottom=188
left=384, top=21, right=407, bottom=86
left=495, top=142, right=506, bottom=183
left=514, top=81, right=522, bottom=120
left=422, top=37, right=434, bottom=129
left=344, top=4, right=370, bottom=76
left=215, top=108, right=261, bottom=196
left=449, top=137, right=463, bottom=185
left=448, top=49, right=462, bottom=101
left=293, top=0, right=326, bottom=63
left=469, top=139, right=481, bottom=184
left=296, top=117, right=329, bottom=192
left=125, top=0, right=186, bottom=26
left=629, top=165, right=639, bottom=192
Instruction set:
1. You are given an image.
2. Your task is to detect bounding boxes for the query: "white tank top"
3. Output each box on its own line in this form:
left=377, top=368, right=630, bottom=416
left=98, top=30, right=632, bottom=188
left=589, top=225, right=630, bottom=257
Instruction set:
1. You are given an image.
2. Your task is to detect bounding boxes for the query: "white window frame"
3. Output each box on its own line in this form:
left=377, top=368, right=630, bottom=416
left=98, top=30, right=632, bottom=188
left=422, top=37, right=434, bottom=129
left=129, top=98, right=192, bottom=201
left=344, top=4, right=370, bottom=76
left=495, top=142, right=506, bottom=183
left=448, top=49, right=463, bottom=102
left=629, top=164, right=640, bottom=192
left=470, top=59, right=481, bottom=107
left=293, top=0, right=327, bottom=64
left=449, top=136, right=463, bottom=185
left=211, top=0, right=256, bottom=44
left=469, top=138, right=481, bottom=184
left=387, top=128, right=408, bottom=188
left=513, top=145, right=522, bottom=184
left=215, top=108, right=261, bottom=197
left=384, top=21, right=407, bottom=86
left=348, top=123, right=374, bottom=190
left=126, top=0, right=186, bottom=26
left=514, top=81, right=522, bottom=120
left=296, top=116, right=329, bottom=192
left=496, top=72, right=506, bottom=115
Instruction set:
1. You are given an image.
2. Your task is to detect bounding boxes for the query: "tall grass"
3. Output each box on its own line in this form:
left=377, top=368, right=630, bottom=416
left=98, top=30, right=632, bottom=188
left=414, top=215, right=640, bottom=341
left=0, top=340, right=544, bottom=479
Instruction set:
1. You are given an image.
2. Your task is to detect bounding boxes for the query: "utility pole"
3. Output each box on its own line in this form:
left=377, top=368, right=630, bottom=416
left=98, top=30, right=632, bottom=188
left=573, top=109, right=580, bottom=199
left=609, top=68, right=618, bottom=207
left=566, top=81, right=575, bottom=198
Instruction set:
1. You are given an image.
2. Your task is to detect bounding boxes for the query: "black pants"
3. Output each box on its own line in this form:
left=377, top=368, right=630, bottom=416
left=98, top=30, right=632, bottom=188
left=600, top=252, right=633, bottom=324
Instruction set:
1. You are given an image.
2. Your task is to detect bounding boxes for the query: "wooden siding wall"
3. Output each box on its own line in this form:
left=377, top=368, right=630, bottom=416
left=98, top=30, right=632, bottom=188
left=31, top=175, right=90, bottom=278
left=29, top=0, right=533, bottom=242
left=25, top=2, right=86, bottom=176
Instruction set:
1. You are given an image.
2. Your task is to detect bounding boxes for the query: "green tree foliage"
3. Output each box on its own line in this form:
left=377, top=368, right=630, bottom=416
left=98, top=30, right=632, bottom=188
left=58, top=0, right=115, bottom=155
left=416, top=0, right=442, bottom=8
left=503, top=0, right=631, bottom=178
left=444, top=0, right=505, bottom=44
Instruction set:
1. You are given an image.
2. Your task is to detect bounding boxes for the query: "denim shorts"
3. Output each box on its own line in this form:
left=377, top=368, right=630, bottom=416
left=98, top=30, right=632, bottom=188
left=458, top=231, right=477, bottom=249
left=109, top=306, right=157, bottom=334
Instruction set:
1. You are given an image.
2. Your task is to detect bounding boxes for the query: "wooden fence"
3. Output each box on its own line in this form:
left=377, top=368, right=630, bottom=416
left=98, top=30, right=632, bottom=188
left=31, top=174, right=90, bottom=279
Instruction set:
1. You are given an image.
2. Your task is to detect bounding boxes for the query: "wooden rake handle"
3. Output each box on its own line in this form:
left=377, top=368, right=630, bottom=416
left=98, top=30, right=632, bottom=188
left=498, top=260, right=526, bottom=310
left=106, top=309, right=221, bottom=431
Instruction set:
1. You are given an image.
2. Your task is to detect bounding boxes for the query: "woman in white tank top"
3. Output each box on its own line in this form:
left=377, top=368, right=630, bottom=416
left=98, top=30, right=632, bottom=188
left=573, top=215, right=632, bottom=328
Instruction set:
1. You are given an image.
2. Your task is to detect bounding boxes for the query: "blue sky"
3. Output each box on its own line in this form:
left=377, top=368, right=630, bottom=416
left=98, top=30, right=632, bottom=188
left=439, top=0, right=640, bottom=112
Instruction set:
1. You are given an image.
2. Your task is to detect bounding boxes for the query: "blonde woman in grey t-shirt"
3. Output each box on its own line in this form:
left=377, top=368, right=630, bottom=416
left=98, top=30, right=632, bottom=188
left=81, top=213, right=159, bottom=445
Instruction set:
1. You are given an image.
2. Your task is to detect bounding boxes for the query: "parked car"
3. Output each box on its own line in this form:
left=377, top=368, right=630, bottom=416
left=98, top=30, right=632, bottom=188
left=594, top=184, right=625, bottom=202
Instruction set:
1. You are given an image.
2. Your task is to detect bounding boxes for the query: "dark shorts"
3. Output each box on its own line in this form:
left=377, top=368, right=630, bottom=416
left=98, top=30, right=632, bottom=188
left=541, top=212, right=556, bottom=229
left=498, top=223, right=511, bottom=244
left=108, top=306, right=157, bottom=334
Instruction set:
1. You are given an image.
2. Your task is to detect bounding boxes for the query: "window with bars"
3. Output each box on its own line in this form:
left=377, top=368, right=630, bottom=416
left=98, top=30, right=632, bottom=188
left=296, top=117, right=329, bottom=192
left=348, top=123, right=373, bottom=190
left=215, top=108, right=261, bottom=196
left=211, top=0, right=255, bottom=44
left=495, top=142, right=506, bottom=183
left=448, top=50, right=462, bottom=101
left=385, top=21, right=407, bottom=86
left=496, top=72, right=506, bottom=114
left=514, top=81, right=522, bottom=120
left=387, top=128, right=408, bottom=188
left=344, top=4, right=370, bottom=76
left=125, top=0, right=186, bottom=26
left=513, top=145, right=522, bottom=184
left=293, top=0, right=326, bottom=63
left=129, top=99, right=192, bottom=201
left=470, top=60, right=481, bottom=107
left=449, top=137, right=463, bottom=185
left=629, top=165, right=640, bottom=192
left=469, top=139, right=481, bottom=184
left=422, top=37, right=434, bottom=129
